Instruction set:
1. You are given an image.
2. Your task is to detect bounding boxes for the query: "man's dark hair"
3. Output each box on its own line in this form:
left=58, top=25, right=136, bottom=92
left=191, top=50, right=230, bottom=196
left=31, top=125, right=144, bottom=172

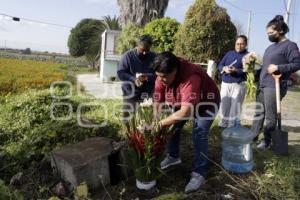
left=267, top=15, right=289, bottom=35
left=236, top=35, right=248, bottom=45
left=152, top=52, right=180, bottom=74
left=139, top=35, right=153, bottom=47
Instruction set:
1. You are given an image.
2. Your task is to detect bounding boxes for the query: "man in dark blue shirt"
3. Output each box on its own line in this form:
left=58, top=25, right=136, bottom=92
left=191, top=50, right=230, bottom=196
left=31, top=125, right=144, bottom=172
left=117, top=35, right=156, bottom=122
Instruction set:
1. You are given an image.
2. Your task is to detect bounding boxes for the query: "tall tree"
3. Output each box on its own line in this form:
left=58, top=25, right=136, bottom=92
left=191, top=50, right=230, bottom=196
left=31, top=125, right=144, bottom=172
left=68, top=18, right=105, bottom=69
left=117, top=0, right=169, bottom=28
left=174, top=0, right=237, bottom=63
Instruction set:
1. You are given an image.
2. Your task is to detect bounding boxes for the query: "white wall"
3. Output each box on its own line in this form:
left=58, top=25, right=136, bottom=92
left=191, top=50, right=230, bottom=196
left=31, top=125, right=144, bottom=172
left=99, top=30, right=121, bottom=82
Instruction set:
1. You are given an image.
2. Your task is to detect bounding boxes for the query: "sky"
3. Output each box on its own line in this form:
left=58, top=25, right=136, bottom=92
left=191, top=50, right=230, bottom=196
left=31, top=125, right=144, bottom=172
left=0, top=0, right=299, bottom=57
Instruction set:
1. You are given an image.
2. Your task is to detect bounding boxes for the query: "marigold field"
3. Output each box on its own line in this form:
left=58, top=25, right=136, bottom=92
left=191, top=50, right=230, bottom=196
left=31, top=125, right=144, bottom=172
left=0, top=58, right=66, bottom=95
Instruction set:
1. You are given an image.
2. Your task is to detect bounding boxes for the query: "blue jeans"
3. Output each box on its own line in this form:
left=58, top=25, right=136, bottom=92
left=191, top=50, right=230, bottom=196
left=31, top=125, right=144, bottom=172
left=167, top=117, right=214, bottom=177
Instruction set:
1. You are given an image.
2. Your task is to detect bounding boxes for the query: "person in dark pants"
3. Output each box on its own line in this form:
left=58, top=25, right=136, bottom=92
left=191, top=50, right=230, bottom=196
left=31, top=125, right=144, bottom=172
left=153, top=52, right=220, bottom=193
left=117, top=35, right=156, bottom=123
left=252, top=15, right=300, bottom=150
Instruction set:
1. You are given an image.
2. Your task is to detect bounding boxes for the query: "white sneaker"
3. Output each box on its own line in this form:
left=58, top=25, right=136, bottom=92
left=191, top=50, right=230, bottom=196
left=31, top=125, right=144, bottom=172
left=185, top=172, right=205, bottom=193
left=160, top=155, right=182, bottom=170
left=256, top=140, right=270, bottom=150
left=218, top=121, right=228, bottom=128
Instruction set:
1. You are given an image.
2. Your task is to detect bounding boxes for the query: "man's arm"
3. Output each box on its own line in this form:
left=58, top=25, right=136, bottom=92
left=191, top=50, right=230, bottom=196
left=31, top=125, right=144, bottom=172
left=117, top=53, right=136, bottom=82
left=159, top=105, right=191, bottom=126
left=159, top=75, right=200, bottom=126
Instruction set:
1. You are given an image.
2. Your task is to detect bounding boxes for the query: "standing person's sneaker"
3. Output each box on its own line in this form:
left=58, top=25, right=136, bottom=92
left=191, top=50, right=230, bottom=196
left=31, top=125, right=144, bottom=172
left=160, top=154, right=182, bottom=170
left=185, top=172, right=205, bottom=193
left=256, top=140, right=270, bottom=150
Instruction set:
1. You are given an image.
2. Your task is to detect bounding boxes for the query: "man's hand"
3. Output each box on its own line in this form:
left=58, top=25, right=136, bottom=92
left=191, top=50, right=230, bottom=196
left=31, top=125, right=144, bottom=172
left=134, top=79, right=143, bottom=87
left=268, top=64, right=278, bottom=74
left=223, top=66, right=235, bottom=74
left=138, top=74, right=148, bottom=82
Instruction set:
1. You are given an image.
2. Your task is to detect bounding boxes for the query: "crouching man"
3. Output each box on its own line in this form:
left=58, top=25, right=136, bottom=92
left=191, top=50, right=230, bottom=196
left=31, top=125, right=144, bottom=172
left=153, top=52, right=220, bottom=193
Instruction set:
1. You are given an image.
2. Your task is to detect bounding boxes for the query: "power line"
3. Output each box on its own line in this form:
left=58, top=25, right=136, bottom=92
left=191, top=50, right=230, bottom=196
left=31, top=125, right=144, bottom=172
left=0, top=12, right=72, bottom=29
left=283, top=0, right=288, bottom=11
left=220, top=0, right=300, bottom=16
left=221, top=0, right=251, bottom=13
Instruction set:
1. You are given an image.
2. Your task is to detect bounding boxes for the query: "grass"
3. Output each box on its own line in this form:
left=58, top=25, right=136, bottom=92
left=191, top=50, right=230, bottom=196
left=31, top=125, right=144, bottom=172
left=0, top=57, right=299, bottom=199
left=1, top=90, right=299, bottom=199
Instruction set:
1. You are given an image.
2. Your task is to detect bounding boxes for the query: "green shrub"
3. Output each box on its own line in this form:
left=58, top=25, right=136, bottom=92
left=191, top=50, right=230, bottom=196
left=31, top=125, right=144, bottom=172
left=0, top=179, right=23, bottom=200
left=144, top=17, right=180, bottom=52
left=0, top=89, right=121, bottom=180
left=117, top=23, right=144, bottom=54
left=174, top=0, right=237, bottom=63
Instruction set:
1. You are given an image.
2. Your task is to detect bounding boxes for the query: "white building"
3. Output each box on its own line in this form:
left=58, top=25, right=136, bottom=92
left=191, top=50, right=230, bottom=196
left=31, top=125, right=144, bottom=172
left=99, top=30, right=122, bottom=82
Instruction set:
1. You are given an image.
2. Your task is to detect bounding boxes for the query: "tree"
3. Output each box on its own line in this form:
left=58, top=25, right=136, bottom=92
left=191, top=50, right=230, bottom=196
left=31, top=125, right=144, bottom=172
left=22, top=48, right=31, bottom=55
left=174, top=0, right=237, bottom=63
left=68, top=18, right=105, bottom=69
left=116, top=23, right=144, bottom=54
left=117, top=0, right=169, bottom=28
left=144, top=17, right=180, bottom=52
left=102, top=15, right=121, bottom=30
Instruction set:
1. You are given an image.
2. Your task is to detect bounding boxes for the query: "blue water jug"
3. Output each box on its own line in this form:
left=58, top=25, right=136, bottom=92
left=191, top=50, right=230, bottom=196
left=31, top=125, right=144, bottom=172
left=221, top=124, right=256, bottom=173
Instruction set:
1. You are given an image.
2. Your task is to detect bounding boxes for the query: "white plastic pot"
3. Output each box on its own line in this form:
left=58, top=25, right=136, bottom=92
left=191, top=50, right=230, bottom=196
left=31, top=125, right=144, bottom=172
left=136, top=179, right=156, bottom=190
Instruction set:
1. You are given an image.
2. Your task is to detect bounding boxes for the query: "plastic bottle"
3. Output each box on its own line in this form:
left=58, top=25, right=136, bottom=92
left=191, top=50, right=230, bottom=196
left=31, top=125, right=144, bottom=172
left=221, top=122, right=256, bottom=173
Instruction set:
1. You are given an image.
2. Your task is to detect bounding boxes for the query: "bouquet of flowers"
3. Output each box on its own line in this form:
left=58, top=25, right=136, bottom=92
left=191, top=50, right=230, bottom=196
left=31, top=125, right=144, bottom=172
left=123, top=98, right=172, bottom=190
left=242, top=52, right=261, bottom=99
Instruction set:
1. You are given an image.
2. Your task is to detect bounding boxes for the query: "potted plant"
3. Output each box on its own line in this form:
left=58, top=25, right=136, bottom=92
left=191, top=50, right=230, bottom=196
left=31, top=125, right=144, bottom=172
left=123, top=98, right=172, bottom=190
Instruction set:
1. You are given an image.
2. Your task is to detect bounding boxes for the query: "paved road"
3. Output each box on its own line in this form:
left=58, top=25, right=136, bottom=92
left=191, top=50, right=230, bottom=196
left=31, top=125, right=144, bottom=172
left=77, top=74, right=123, bottom=99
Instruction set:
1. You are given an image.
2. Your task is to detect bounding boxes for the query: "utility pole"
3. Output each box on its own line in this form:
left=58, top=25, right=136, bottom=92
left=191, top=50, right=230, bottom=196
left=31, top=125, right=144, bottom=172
left=246, top=11, right=252, bottom=47
left=284, top=0, right=292, bottom=24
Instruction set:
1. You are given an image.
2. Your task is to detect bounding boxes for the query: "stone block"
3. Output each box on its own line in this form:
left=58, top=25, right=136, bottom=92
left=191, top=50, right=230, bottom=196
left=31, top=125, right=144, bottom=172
left=50, top=137, right=114, bottom=190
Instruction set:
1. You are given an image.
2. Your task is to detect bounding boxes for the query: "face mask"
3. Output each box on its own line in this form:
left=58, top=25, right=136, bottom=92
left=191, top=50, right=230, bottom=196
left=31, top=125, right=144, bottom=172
left=268, top=35, right=279, bottom=43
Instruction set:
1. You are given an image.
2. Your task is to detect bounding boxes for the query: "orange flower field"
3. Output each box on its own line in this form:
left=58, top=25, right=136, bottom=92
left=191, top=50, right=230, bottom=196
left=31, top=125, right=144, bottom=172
left=0, top=58, right=66, bottom=95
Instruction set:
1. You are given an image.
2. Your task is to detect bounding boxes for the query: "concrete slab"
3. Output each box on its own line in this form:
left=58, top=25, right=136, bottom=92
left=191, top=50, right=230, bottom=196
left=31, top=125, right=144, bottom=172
left=77, top=74, right=123, bottom=99
left=50, top=137, right=114, bottom=190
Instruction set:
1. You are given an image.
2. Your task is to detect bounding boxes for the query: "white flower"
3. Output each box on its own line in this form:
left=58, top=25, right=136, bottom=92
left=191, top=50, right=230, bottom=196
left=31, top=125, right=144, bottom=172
left=137, top=123, right=154, bottom=133
left=136, top=73, right=143, bottom=78
left=242, top=52, right=258, bottom=72
left=140, top=98, right=153, bottom=107
left=137, top=124, right=145, bottom=133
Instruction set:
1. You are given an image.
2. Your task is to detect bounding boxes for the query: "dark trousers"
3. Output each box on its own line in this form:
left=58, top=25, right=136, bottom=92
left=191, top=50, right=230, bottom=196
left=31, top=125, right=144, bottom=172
left=167, top=105, right=219, bottom=177
left=251, top=87, right=286, bottom=145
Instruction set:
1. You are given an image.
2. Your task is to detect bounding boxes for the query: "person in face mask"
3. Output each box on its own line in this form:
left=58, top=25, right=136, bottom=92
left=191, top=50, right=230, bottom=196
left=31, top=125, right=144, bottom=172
left=117, top=35, right=156, bottom=124
left=251, top=15, right=300, bottom=149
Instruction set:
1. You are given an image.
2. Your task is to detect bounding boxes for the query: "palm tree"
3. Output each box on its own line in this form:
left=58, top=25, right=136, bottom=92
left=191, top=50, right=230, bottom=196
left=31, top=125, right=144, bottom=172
left=102, top=15, right=121, bottom=30
left=117, top=0, right=169, bottom=28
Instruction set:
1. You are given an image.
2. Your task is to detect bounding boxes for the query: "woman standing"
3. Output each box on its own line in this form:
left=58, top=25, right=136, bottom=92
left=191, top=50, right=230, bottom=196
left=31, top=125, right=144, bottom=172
left=252, top=15, right=300, bottom=149
left=218, top=35, right=249, bottom=127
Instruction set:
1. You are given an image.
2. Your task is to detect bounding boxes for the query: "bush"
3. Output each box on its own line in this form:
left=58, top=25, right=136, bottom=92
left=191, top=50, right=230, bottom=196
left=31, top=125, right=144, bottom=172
left=174, top=0, right=237, bottom=63
left=117, top=23, right=144, bottom=54
left=144, top=17, right=180, bottom=52
left=0, top=180, right=23, bottom=200
left=0, top=89, right=121, bottom=180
